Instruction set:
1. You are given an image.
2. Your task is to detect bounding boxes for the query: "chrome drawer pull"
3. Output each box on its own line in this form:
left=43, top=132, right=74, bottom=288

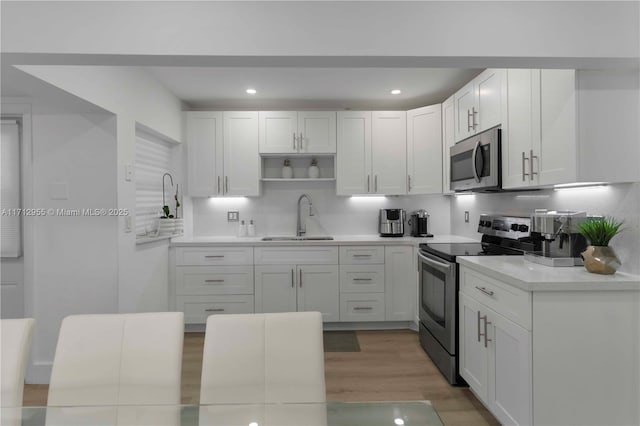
left=204, top=279, right=225, bottom=284
left=205, top=255, right=224, bottom=259
left=352, top=254, right=372, bottom=257
left=475, top=286, right=495, bottom=296
left=353, top=306, right=373, bottom=311
left=353, top=278, right=373, bottom=282
left=205, top=308, right=225, bottom=312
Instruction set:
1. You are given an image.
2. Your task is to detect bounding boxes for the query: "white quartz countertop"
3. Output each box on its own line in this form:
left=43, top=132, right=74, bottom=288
left=458, top=256, right=640, bottom=292
left=171, top=234, right=478, bottom=247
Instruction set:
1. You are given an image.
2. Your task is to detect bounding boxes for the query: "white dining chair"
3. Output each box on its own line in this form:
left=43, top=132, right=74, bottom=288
left=199, top=311, right=326, bottom=404
left=47, top=312, right=184, bottom=407
left=0, top=318, right=35, bottom=407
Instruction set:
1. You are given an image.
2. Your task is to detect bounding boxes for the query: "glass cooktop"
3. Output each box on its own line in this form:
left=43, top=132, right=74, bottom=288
left=419, top=242, right=525, bottom=263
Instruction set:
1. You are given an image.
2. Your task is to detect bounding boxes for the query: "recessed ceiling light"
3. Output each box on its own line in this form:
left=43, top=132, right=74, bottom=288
left=246, top=88, right=257, bottom=95
left=390, top=89, right=402, bottom=95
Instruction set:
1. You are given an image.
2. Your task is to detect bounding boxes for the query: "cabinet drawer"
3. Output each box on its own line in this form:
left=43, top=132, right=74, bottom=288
left=460, top=266, right=532, bottom=330
left=339, top=264, right=385, bottom=293
left=339, top=246, right=385, bottom=264
left=177, top=295, right=254, bottom=324
left=175, top=266, right=254, bottom=296
left=254, top=246, right=338, bottom=265
left=175, top=247, right=253, bottom=266
left=340, top=293, right=385, bottom=322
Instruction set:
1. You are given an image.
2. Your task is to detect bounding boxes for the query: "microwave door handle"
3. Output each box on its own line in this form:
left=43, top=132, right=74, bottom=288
left=472, top=140, right=482, bottom=183
left=418, top=251, right=452, bottom=271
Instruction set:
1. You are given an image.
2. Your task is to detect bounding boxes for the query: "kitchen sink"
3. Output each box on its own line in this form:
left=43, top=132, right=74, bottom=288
left=261, top=236, right=334, bottom=241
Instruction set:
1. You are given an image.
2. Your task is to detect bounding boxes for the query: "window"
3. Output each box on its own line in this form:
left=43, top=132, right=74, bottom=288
left=1, top=119, right=22, bottom=257
left=135, top=125, right=178, bottom=239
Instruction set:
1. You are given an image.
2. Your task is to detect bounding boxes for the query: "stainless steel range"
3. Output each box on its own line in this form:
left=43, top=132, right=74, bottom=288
left=417, top=215, right=536, bottom=385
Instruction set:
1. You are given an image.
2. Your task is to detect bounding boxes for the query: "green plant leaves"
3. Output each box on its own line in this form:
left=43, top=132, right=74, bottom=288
left=577, top=216, right=624, bottom=246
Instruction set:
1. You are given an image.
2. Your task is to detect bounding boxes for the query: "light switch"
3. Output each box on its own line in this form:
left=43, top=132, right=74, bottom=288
left=227, top=211, right=239, bottom=222
left=125, top=165, right=134, bottom=182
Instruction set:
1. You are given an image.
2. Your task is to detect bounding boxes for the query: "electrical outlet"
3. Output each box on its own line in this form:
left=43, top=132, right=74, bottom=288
left=227, top=210, right=239, bottom=222
left=464, top=211, right=470, bottom=223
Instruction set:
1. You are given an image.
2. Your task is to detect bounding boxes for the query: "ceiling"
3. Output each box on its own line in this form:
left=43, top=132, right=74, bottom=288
left=146, top=66, right=483, bottom=110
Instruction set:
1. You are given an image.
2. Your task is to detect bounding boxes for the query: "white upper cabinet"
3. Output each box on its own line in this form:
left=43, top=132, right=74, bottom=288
left=186, top=111, right=223, bottom=197
left=336, top=111, right=372, bottom=195
left=406, top=104, right=442, bottom=195
left=441, top=95, right=455, bottom=194
left=259, top=111, right=336, bottom=154
left=223, top=112, right=261, bottom=196
left=454, top=69, right=505, bottom=142
left=185, top=111, right=260, bottom=197
left=371, top=111, right=407, bottom=195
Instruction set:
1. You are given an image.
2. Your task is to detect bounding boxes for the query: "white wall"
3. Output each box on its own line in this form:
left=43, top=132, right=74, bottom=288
left=28, top=112, right=119, bottom=382
left=451, top=183, right=640, bottom=275
left=2, top=1, right=638, bottom=65
left=191, top=184, right=451, bottom=237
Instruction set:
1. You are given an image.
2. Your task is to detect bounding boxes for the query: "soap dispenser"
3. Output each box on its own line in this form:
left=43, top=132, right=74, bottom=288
left=248, top=219, right=256, bottom=237
left=238, top=220, right=247, bottom=237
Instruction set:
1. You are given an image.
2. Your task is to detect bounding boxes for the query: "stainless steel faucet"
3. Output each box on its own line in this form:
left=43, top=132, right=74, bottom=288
left=296, top=194, right=314, bottom=236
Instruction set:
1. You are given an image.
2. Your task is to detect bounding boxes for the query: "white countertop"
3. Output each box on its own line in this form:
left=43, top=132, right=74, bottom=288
left=170, top=234, right=478, bottom=247
left=458, top=256, right=640, bottom=292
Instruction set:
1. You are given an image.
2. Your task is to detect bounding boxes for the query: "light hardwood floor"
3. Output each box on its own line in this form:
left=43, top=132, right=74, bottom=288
left=24, top=329, right=498, bottom=426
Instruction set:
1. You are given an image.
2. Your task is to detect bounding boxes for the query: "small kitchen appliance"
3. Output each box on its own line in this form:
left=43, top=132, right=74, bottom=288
left=378, top=209, right=405, bottom=237
left=525, top=209, right=589, bottom=267
left=409, top=210, right=433, bottom=237
left=450, top=127, right=502, bottom=192
left=417, top=214, right=535, bottom=385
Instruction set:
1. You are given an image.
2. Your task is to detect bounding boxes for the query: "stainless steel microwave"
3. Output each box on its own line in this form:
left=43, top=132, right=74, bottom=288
left=450, top=127, right=501, bottom=192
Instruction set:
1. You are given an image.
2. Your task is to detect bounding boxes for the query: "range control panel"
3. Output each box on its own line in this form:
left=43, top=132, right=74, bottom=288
left=478, top=214, right=531, bottom=240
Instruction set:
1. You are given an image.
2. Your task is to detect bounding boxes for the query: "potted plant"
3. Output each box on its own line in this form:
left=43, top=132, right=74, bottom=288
left=577, top=216, right=624, bottom=274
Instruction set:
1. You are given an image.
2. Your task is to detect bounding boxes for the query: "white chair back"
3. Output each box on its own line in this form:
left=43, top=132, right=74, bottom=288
left=0, top=318, right=35, bottom=407
left=200, top=312, right=326, bottom=404
left=47, top=312, right=183, bottom=406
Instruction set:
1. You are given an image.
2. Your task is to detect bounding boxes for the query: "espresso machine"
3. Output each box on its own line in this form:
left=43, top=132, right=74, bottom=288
left=525, top=209, right=589, bottom=266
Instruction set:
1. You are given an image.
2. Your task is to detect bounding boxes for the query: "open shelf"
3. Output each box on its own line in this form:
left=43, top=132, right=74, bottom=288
left=261, top=155, right=335, bottom=180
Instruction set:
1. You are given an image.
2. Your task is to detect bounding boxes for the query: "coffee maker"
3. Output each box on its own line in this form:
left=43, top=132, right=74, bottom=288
left=409, top=210, right=433, bottom=237
left=526, top=209, right=589, bottom=266
left=379, top=209, right=405, bottom=237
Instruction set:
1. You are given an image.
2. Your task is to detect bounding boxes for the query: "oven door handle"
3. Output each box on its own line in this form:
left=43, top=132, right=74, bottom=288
left=418, top=251, right=452, bottom=270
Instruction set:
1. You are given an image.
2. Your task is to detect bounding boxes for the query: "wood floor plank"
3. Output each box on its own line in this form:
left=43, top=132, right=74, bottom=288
left=23, top=329, right=499, bottom=425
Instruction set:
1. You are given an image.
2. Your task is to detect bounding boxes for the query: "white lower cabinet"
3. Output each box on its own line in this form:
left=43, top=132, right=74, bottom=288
left=384, top=246, right=414, bottom=321
left=339, top=246, right=385, bottom=322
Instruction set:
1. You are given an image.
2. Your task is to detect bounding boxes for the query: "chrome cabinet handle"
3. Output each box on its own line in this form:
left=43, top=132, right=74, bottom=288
left=217, top=176, right=221, bottom=194
left=374, top=175, right=378, bottom=192
left=299, top=132, right=303, bottom=151
left=291, top=269, right=294, bottom=288
left=353, top=254, right=372, bottom=257
left=225, top=176, right=229, bottom=193
left=293, top=132, right=296, bottom=150
left=472, top=107, right=478, bottom=129
left=408, top=175, right=412, bottom=192
left=204, top=279, right=225, bottom=284
left=353, top=306, right=373, bottom=311
left=205, top=308, right=224, bottom=312
left=353, top=278, right=373, bottom=282
left=530, top=149, right=538, bottom=180
left=472, top=140, right=482, bottom=183
left=477, top=310, right=482, bottom=343
left=478, top=312, right=491, bottom=347
left=367, top=175, right=370, bottom=193
left=467, top=109, right=473, bottom=131
left=475, top=286, right=495, bottom=297
left=205, top=255, right=224, bottom=259
left=522, top=151, right=530, bottom=181
left=299, top=268, right=303, bottom=288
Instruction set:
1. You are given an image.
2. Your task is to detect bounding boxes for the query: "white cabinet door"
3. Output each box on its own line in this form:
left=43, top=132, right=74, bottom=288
left=454, top=80, right=477, bottom=142
left=459, top=293, right=489, bottom=403
left=441, top=95, right=455, bottom=194
left=538, top=69, right=576, bottom=186
left=186, top=111, right=223, bottom=197
left=297, top=265, right=339, bottom=322
left=407, top=105, right=442, bottom=195
left=258, top=111, right=298, bottom=153
left=254, top=265, right=297, bottom=314
left=298, top=111, right=336, bottom=154
left=488, top=310, right=532, bottom=426
left=476, top=69, right=505, bottom=132
left=384, top=246, right=414, bottom=321
left=503, top=69, right=541, bottom=189
left=371, top=111, right=407, bottom=195
left=223, top=111, right=260, bottom=196
left=336, top=111, right=371, bottom=195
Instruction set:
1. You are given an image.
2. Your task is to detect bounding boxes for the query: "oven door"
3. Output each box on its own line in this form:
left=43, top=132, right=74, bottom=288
left=418, top=250, right=457, bottom=354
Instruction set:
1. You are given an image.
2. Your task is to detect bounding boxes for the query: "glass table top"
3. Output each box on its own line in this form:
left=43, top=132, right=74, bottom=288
left=2, top=401, right=442, bottom=426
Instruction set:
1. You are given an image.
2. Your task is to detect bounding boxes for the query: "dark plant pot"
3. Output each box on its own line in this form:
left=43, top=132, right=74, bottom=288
left=581, top=245, right=621, bottom=275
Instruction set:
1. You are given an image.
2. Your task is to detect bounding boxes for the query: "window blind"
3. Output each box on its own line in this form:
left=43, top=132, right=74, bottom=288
left=135, top=128, right=174, bottom=238
left=1, top=120, right=22, bottom=257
